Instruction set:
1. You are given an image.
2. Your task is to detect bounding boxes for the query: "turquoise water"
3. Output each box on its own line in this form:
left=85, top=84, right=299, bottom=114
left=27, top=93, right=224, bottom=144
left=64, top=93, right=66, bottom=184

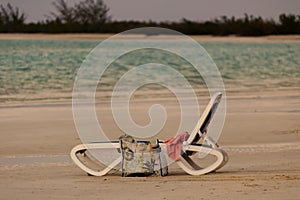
left=0, top=39, right=299, bottom=102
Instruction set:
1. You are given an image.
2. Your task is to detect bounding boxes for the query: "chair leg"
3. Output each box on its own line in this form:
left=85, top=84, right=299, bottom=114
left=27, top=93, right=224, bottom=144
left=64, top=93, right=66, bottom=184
left=181, top=153, right=203, bottom=170
left=70, top=144, right=121, bottom=176
left=214, top=149, right=229, bottom=171
left=176, top=145, right=226, bottom=175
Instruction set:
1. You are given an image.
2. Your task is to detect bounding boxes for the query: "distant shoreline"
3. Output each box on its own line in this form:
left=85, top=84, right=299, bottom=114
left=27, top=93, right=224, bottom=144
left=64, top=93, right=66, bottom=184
left=1, top=33, right=300, bottom=42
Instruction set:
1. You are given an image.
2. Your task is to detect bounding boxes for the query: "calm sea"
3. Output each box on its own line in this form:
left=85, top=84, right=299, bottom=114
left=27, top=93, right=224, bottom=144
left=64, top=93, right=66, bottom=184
left=0, top=39, right=299, bottom=102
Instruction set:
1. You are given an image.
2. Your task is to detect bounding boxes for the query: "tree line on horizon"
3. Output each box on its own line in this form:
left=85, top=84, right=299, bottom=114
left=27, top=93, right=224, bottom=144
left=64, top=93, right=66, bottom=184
left=0, top=0, right=300, bottom=36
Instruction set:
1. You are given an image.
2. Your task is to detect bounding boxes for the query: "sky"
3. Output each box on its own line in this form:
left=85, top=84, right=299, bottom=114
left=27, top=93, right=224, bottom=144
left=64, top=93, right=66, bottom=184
left=0, top=0, right=299, bottom=22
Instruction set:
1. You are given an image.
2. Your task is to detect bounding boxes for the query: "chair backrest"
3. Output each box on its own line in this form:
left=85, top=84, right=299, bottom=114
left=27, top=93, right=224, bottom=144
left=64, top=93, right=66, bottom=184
left=186, top=92, right=222, bottom=145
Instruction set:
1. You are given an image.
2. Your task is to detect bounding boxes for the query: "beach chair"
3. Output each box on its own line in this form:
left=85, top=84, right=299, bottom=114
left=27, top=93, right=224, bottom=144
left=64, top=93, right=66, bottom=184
left=70, top=92, right=228, bottom=176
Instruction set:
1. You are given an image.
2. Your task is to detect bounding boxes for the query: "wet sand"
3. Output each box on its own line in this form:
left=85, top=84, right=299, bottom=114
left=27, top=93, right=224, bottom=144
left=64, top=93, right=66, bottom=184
left=0, top=88, right=300, bottom=199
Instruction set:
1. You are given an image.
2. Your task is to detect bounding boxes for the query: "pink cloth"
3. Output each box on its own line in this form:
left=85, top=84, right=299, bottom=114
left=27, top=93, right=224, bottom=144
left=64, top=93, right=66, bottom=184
left=164, top=131, right=189, bottom=161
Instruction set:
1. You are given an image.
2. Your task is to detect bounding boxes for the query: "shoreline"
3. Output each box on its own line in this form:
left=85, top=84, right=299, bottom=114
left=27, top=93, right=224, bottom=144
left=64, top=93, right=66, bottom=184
left=0, top=86, right=299, bottom=107
left=1, top=33, right=300, bottom=42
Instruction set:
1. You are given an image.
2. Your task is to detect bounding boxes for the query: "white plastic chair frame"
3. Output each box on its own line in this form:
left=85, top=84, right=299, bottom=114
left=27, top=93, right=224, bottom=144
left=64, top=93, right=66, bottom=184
left=70, top=92, right=228, bottom=176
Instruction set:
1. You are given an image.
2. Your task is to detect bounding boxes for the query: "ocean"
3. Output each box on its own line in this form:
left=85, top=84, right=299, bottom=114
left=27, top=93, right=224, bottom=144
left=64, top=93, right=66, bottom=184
left=0, top=38, right=299, bottom=102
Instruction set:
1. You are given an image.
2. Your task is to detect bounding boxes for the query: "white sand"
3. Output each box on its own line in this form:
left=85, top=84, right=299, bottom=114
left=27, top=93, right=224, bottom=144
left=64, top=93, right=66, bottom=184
left=0, top=89, right=300, bottom=199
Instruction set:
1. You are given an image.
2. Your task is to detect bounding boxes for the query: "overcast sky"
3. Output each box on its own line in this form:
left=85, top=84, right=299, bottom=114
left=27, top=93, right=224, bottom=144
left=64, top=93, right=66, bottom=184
left=0, top=0, right=299, bottom=22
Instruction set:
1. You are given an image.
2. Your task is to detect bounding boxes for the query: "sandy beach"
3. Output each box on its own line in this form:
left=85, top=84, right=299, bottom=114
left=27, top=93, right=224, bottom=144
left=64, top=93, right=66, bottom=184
left=0, top=88, right=299, bottom=200
left=0, top=34, right=300, bottom=199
